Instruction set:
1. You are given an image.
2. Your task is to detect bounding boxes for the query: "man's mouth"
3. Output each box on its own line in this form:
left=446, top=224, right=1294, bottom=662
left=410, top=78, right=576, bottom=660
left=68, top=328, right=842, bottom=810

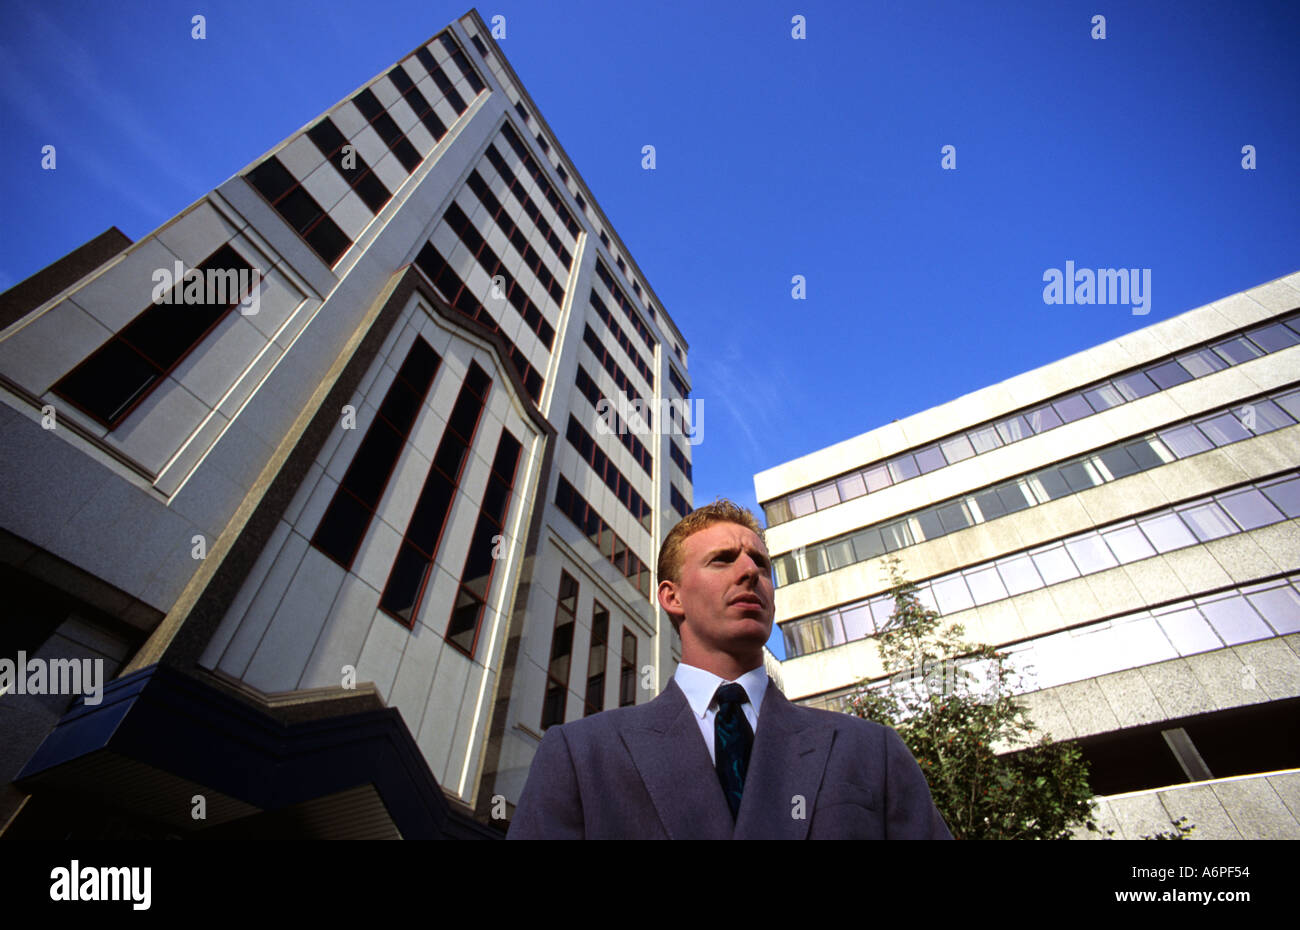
left=730, top=595, right=764, bottom=608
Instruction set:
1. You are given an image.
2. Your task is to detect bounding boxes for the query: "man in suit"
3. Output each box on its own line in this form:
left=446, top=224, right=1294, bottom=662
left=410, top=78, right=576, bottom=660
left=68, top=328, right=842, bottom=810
left=508, top=500, right=953, bottom=839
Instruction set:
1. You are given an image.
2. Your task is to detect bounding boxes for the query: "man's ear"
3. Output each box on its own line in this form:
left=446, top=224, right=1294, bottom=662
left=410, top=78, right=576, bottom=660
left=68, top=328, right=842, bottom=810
left=657, top=578, right=684, bottom=625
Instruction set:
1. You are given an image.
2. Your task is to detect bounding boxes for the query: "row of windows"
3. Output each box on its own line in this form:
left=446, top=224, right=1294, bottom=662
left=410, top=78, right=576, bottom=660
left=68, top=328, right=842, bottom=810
left=582, top=324, right=648, bottom=415
left=774, top=384, right=1300, bottom=587
left=533, top=134, right=591, bottom=229
left=554, top=475, right=652, bottom=600
left=52, top=244, right=255, bottom=428
left=497, top=123, right=580, bottom=239
left=312, top=338, right=442, bottom=569
left=589, top=291, right=654, bottom=389
left=385, top=38, right=481, bottom=148
left=509, top=101, right=651, bottom=327
left=574, top=364, right=653, bottom=476
left=246, top=155, right=352, bottom=266
left=441, top=200, right=556, bottom=351
left=670, top=484, right=692, bottom=520
left=352, top=87, right=423, bottom=174
left=669, top=439, right=693, bottom=482
left=306, top=116, right=393, bottom=214
left=482, top=143, right=574, bottom=270
left=541, top=572, right=641, bottom=727
left=764, top=311, right=1300, bottom=526
left=512, top=110, right=659, bottom=331
left=594, top=260, right=655, bottom=353
left=475, top=46, right=667, bottom=379
left=837, top=573, right=1300, bottom=718
left=414, top=241, right=544, bottom=403
left=379, top=361, right=491, bottom=627
left=781, top=470, right=1300, bottom=658
left=383, top=64, right=451, bottom=146
left=428, top=32, right=486, bottom=98
left=565, top=415, right=653, bottom=531
left=595, top=231, right=653, bottom=323
left=244, top=31, right=482, bottom=269
left=445, top=427, right=522, bottom=656
left=667, top=364, right=689, bottom=399
left=464, top=169, right=566, bottom=310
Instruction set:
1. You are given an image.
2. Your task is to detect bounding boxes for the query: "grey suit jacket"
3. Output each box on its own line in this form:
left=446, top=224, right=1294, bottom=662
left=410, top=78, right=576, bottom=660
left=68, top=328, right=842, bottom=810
left=507, top=677, right=954, bottom=839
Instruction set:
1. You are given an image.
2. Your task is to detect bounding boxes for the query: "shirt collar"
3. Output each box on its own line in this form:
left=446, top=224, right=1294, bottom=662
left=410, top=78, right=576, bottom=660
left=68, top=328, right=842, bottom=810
left=674, top=662, right=769, bottom=719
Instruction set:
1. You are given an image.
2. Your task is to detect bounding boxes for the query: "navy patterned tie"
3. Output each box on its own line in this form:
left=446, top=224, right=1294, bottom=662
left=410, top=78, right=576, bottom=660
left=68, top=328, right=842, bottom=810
left=714, top=683, right=753, bottom=820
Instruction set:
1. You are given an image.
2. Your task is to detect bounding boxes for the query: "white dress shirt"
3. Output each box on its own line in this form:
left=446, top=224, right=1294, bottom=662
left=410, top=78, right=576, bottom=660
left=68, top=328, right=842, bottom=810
left=672, top=662, right=769, bottom=764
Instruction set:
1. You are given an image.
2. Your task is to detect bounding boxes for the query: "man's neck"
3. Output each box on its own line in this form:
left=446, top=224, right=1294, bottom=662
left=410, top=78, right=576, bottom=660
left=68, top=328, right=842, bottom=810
left=680, top=651, right=763, bottom=683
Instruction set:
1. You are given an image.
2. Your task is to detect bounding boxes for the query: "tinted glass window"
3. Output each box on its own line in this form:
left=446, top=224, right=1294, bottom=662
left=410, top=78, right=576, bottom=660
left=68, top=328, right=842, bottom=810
left=1053, top=393, right=1092, bottom=423
left=1065, top=534, right=1118, bottom=574
left=969, top=425, right=1002, bottom=453
left=1212, top=336, right=1262, bottom=365
left=1197, top=412, right=1251, bottom=446
left=1160, top=424, right=1213, bottom=458
left=1260, top=477, right=1300, bottom=517
left=1217, top=488, right=1282, bottom=530
left=1178, top=348, right=1227, bottom=378
left=1138, top=512, right=1196, bottom=552
left=54, top=339, right=160, bottom=426
left=1146, top=360, right=1193, bottom=390
left=1245, top=323, right=1299, bottom=353
left=1024, top=404, right=1063, bottom=433
left=940, top=434, right=975, bottom=462
left=915, top=445, right=946, bottom=473
left=1113, top=371, right=1158, bottom=401
left=1179, top=502, right=1236, bottom=541
left=341, top=422, right=403, bottom=509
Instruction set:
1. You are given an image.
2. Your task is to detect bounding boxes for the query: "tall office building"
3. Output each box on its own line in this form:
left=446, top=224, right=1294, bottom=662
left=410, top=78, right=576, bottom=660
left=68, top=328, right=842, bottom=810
left=0, top=10, right=694, bottom=838
left=756, top=275, right=1300, bottom=839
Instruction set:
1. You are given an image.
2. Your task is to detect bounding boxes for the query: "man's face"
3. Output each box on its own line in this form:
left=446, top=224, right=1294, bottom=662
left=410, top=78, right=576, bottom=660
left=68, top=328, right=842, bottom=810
left=660, top=521, right=775, bottom=657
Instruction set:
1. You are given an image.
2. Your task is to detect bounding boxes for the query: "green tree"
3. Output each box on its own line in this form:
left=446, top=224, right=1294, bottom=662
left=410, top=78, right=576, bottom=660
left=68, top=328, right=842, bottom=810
left=845, top=557, right=1117, bottom=839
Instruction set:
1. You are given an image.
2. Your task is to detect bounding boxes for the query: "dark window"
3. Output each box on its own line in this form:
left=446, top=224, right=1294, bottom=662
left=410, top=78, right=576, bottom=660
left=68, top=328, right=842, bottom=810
left=53, top=244, right=255, bottom=428
left=542, top=571, right=579, bottom=729
left=354, top=169, right=393, bottom=213
left=619, top=629, right=637, bottom=707
left=585, top=604, right=609, bottom=716
left=387, top=65, right=414, bottom=95
left=446, top=427, right=522, bottom=654
left=246, top=156, right=351, bottom=265
left=353, top=87, right=383, bottom=120
left=246, top=157, right=295, bottom=202
left=380, top=363, right=490, bottom=627
left=312, top=338, right=441, bottom=567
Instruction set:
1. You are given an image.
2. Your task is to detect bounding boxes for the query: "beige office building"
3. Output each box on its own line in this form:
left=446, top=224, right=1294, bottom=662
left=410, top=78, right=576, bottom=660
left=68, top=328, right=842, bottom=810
left=756, top=273, right=1300, bottom=839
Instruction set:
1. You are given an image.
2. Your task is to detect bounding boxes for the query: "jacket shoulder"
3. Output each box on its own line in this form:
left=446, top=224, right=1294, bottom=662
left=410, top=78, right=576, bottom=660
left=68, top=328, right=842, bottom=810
left=542, top=695, right=662, bottom=744
left=781, top=698, right=896, bottom=742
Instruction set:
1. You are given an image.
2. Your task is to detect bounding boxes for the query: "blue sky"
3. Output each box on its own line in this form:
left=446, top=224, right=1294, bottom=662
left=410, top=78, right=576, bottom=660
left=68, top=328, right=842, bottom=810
left=2, top=1, right=1297, bottom=658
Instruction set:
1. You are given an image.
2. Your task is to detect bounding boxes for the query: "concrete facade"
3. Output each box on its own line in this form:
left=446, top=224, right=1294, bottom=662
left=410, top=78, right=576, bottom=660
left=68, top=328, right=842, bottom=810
left=0, top=10, right=693, bottom=837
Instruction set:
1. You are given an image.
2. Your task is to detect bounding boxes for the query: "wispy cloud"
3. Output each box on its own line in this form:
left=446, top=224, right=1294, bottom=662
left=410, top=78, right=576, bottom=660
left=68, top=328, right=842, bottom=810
left=0, top=6, right=209, bottom=212
left=696, top=340, right=794, bottom=472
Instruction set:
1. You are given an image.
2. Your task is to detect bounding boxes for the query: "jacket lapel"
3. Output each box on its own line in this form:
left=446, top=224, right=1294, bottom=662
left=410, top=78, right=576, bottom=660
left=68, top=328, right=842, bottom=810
left=733, top=679, right=833, bottom=840
left=618, top=679, right=735, bottom=839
